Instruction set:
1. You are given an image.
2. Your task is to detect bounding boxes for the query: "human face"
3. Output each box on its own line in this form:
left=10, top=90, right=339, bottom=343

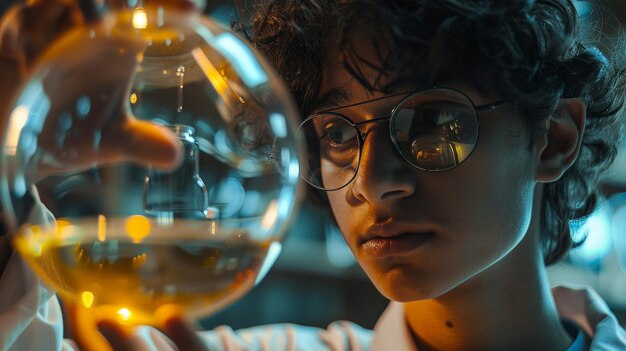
left=317, top=61, right=540, bottom=302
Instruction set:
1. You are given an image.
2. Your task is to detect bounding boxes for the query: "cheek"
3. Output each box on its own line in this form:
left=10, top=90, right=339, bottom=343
left=439, top=122, right=537, bottom=275
left=389, top=145, right=537, bottom=300
left=456, top=153, right=535, bottom=256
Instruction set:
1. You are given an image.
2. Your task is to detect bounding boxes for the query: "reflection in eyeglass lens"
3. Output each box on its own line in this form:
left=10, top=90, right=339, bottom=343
left=411, top=136, right=459, bottom=169
left=393, top=95, right=478, bottom=170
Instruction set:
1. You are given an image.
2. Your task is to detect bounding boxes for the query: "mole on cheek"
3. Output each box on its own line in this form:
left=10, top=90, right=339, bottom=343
left=445, top=321, right=454, bottom=328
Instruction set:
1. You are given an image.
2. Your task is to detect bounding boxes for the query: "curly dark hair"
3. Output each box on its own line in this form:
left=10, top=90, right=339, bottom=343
left=235, top=0, right=626, bottom=265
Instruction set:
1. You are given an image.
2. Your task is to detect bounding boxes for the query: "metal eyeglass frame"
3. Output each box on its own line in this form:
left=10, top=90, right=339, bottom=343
left=300, top=87, right=507, bottom=191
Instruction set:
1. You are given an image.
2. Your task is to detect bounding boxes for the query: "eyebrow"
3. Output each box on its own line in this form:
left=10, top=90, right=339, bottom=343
left=310, top=78, right=425, bottom=114
left=310, top=86, right=352, bottom=112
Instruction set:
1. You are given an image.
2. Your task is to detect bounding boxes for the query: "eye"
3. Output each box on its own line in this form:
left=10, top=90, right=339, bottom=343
left=322, top=124, right=356, bottom=147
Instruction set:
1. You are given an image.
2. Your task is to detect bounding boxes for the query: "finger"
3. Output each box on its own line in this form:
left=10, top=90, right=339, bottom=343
left=35, top=117, right=183, bottom=177
left=101, top=118, right=184, bottom=171
left=64, top=301, right=114, bottom=351
left=97, top=320, right=140, bottom=351
left=157, top=306, right=210, bottom=351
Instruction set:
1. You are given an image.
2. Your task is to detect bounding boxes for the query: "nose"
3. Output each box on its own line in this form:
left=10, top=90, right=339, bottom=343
left=350, top=125, right=417, bottom=204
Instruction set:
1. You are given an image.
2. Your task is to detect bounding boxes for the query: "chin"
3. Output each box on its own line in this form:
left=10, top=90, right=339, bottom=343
left=367, top=265, right=448, bottom=302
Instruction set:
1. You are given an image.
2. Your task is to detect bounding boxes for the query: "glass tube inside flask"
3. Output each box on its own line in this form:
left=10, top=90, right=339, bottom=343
left=143, top=124, right=208, bottom=221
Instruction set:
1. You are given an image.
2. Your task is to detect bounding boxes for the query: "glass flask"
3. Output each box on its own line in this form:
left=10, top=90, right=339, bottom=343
left=0, top=0, right=303, bottom=326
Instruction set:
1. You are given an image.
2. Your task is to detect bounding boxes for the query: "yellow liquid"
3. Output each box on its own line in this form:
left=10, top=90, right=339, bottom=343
left=14, top=219, right=273, bottom=326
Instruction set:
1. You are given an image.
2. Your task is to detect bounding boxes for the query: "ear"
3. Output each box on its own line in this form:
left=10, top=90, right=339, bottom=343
left=535, top=98, right=586, bottom=183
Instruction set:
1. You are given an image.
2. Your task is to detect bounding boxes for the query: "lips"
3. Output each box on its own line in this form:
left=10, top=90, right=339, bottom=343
left=360, top=232, right=434, bottom=257
left=358, top=220, right=437, bottom=258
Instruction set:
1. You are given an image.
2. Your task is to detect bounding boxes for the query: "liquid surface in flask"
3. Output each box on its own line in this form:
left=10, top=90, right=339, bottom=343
left=14, top=218, right=273, bottom=325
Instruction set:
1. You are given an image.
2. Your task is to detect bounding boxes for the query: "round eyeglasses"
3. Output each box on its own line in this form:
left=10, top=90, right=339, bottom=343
left=298, top=87, right=506, bottom=191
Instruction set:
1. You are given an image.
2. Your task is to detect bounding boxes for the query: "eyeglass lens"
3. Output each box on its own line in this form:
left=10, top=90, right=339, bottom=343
left=299, top=89, right=480, bottom=191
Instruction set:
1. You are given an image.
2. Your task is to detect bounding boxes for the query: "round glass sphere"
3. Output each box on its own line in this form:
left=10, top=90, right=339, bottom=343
left=0, top=1, right=303, bottom=326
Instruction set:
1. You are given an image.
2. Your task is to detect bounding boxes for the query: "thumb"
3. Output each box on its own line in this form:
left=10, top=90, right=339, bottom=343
left=64, top=301, right=114, bottom=351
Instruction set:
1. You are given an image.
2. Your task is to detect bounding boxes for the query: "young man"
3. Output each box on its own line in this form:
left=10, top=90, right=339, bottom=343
left=231, top=1, right=626, bottom=349
left=1, top=0, right=625, bottom=350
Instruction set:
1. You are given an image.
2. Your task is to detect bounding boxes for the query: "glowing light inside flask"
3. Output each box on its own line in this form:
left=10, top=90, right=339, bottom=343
left=81, top=291, right=94, bottom=308
left=132, top=8, right=148, bottom=29
left=117, top=308, right=131, bottom=320
left=56, top=219, right=75, bottom=238
left=98, top=215, right=106, bottom=242
left=125, top=215, right=151, bottom=243
left=130, top=93, right=138, bottom=104
left=131, top=253, right=148, bottom=268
